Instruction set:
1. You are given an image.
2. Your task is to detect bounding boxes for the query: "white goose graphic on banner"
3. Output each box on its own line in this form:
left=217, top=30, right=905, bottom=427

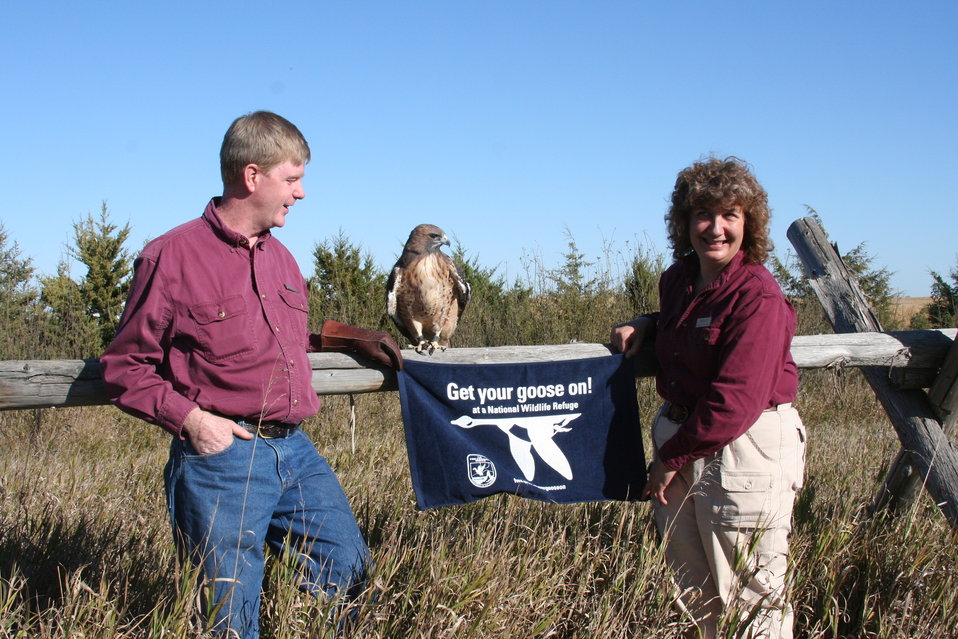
left=450, top=414, right=580, bottom=481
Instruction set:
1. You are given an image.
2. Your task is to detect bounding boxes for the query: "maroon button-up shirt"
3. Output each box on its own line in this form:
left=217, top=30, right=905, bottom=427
left=100, top=199, right=321, bottom=437
left=648, top=251, right=798, bottom=470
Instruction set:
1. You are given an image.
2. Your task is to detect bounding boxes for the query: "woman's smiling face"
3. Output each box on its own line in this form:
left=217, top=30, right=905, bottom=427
left=689, top=203, right=745, bottom=276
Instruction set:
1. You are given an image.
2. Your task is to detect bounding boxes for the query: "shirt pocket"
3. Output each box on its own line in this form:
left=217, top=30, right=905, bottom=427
left=699, top=326, right=721, bottom=345
left=188, top=295, right=256, bottom=361
left=278, top=288, right=309, bottom=337
left=682, top=325, right=722, bottom=378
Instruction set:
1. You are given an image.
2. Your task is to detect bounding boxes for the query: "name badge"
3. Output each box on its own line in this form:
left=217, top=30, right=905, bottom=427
left=695, top=316, right=712, bottom=328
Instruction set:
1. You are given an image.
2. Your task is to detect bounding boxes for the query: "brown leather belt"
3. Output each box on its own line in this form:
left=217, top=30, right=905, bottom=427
left=213, top=412, right=300, bottom=438
left=239, top=420, right=299, bottom=439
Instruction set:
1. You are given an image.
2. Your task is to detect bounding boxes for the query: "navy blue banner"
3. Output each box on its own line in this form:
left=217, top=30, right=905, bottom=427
left=397, top=354, right=646, bottom=509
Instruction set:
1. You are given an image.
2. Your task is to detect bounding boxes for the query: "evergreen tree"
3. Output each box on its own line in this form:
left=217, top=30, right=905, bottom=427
left=0, top=224, right=40, bottom=359
left=450, top=242, right=510, bottom=347
left=451, top=243, right=506, bottom=303
left=544, top=231, right=614, bottom=343
left=770, top=252, right=809, bottom=300
left=309, top=231, right=387, bottom=329
left=546, top=235, right=591, bottom=343
left=70, top=202, right=133, bottom=347
left=841, top=243, right=898, bottom=328
left=911, top=260, right=958, bottom=329
left=38, top=203, right=133, bottom=355
left=0, top=224, right=36, bottom=308
left=623, top=243, right=664, bottom=317
left=549, top=234, right=596, bottom=299
left=38, top=261, right=102, bottom=358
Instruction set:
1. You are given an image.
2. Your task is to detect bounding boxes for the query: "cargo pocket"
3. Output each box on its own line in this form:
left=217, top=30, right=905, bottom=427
left=751, top=551, right=788, bottom=604
left=714, top=471, right=774, bottom=528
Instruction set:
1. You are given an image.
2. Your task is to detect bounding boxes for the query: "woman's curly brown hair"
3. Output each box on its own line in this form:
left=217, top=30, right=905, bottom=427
left=666, top=156, right=772, bottom=264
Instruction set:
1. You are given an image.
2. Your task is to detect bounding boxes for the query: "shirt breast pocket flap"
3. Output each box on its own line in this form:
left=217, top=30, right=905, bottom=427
left=187, top=296, right=253, bottom=360
left=278, top=288, right=308, bottom=313
left=278, top=288, right=309, bottom=336
left=700, top=326, right=721, bottom=345
left=189, top=296, right=247, bottom=325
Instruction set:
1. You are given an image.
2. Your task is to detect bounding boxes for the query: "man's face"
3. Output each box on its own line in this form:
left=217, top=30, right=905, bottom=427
left=250, top=159, right=306, bottom=233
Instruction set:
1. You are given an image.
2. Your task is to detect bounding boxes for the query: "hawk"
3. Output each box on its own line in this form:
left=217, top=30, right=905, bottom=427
left=387, top=224, right=471, bottom=353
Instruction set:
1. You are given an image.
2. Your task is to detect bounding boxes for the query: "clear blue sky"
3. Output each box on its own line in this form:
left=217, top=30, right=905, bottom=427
left=2, top=1, right=955, bottom=296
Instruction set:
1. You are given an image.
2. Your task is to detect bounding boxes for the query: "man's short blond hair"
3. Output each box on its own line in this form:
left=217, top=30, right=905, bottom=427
left=220, top=111, right=311, bottom=187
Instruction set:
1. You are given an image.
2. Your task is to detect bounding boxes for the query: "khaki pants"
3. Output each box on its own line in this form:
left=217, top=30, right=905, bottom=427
left=652, top=404, right=806, bottom=639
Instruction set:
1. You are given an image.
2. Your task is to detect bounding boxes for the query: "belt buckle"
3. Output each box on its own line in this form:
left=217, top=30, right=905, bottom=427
left=258, top=424, right=280, bottom=439
left=667, top=403, right=689, bottom=423
left=241, top=420, right=293, bottom=439
left=259, top=422, right=293, bottom=438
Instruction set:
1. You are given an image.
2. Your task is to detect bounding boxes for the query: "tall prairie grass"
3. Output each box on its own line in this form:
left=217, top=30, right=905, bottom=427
left=2, top=370, right=957, bottom=638
left=2, top=239, right=956, bottom=637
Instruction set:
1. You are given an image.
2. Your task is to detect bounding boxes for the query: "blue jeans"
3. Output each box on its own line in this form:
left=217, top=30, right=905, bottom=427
left=164, top=428, right=370, bottom=638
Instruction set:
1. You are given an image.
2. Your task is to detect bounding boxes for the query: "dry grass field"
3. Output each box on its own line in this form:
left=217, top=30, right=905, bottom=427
left=1, top=238, right=955, bottom=637
left=891, top=297, right=932, bottom=325
left=2, top=366, right=958, bottom=638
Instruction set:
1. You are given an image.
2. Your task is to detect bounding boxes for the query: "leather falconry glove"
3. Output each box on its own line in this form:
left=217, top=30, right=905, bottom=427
left=314, top=320, right=404, bottom=370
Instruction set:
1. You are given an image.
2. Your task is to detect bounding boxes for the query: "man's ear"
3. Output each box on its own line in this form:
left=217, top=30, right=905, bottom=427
left=242, top=164, right=261, bottom=192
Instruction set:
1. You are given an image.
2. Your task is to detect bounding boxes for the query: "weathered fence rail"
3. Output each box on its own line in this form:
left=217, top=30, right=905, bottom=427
left=1, top=329, right=956, bottom=411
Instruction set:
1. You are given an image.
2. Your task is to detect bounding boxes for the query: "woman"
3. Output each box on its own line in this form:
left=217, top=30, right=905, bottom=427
left=612, top=157, right=805, bottom=638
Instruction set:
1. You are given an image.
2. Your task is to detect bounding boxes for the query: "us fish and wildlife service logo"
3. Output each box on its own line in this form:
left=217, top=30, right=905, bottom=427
left=467, top=454, right=497, bottom=488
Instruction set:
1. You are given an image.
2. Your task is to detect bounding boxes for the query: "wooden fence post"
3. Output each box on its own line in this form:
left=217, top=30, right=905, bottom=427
left=788, top=216, right=958, bottom=527
left=929, top=336, right=958, bottom=432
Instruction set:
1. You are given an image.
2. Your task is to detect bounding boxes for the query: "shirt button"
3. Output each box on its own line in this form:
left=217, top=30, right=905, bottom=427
left=292, top=399, right=299, bottom=406
left=745, top=480, right=753, bottom=489
left=274, top=326, right=281, bottom=332
left=261, top=294, right=267, bottom=299
left=217, top=311, right=226, bottom=318
left=289, top=359, right=295, bottom=366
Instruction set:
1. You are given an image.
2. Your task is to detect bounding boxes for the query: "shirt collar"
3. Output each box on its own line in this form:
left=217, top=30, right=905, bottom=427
left=681, top=249, right=747, bottom=289
left=202, top=198, right=272, bottom=249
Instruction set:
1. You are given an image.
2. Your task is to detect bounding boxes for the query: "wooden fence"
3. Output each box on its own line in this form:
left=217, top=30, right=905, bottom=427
left=0, top=330, right=955, bottom=410
left=1, top=216, right=956, bottom=529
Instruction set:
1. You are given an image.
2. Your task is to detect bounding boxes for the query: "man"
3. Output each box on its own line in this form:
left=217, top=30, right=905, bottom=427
left=101, top=111, right=403, bottom=638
